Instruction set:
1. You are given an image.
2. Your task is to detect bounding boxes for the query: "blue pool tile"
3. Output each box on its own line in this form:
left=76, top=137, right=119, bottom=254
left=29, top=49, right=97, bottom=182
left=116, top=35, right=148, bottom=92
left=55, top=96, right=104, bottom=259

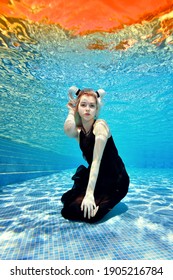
left=0, top=168, right=172, bottom=260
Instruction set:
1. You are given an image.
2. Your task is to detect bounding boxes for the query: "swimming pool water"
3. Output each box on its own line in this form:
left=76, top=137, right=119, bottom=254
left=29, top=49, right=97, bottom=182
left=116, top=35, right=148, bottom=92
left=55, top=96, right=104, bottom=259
left=0, top=17, right=173, bottom=170
left=0, top=9, right=173, bottom=260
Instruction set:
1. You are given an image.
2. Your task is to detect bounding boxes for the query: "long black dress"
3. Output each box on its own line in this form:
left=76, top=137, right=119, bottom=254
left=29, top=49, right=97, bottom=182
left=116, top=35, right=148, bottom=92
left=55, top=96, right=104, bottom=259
left=61, top=123, right=129, bottom=223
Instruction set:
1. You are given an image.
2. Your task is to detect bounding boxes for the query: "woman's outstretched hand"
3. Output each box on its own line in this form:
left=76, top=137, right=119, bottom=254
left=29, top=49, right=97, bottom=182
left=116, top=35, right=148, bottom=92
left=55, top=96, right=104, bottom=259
left=81, top=193, right=99, bottom=219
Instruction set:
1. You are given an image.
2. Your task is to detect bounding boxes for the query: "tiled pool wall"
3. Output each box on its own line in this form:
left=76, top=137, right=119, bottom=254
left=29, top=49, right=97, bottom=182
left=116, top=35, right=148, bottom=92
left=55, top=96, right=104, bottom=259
left=0, top=137, right=76, bottom=186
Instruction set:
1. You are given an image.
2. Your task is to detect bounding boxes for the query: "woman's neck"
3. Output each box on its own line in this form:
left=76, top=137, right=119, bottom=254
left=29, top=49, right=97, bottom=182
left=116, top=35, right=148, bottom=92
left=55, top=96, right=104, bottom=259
left=81, top=119, right=95, bottom=134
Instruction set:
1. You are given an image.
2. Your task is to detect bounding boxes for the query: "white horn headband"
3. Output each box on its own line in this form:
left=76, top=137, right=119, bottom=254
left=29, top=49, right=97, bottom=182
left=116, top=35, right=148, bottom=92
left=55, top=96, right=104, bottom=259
left=68, top=86, right=106, bottom=98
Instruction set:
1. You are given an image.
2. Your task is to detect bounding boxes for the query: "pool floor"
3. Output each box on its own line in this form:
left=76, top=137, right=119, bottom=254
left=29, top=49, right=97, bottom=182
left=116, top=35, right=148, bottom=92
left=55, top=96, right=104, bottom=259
left=0, top=168, right=172, bottom=260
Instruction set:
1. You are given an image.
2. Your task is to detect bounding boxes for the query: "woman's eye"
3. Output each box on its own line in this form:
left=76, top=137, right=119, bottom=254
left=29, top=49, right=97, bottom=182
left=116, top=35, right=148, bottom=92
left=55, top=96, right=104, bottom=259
left=80, top=103, right=96, bottom=108
left=90, top=104, right=96, bottom=108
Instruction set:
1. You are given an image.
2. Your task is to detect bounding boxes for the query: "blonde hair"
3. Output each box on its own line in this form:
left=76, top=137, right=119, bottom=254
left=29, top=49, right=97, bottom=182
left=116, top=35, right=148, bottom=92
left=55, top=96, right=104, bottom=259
left=67, top=87, right=105, bottom=128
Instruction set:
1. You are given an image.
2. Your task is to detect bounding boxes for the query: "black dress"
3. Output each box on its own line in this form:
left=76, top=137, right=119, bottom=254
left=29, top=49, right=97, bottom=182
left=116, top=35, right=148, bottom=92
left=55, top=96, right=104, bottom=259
left=61, top=123, right=129, bottom=223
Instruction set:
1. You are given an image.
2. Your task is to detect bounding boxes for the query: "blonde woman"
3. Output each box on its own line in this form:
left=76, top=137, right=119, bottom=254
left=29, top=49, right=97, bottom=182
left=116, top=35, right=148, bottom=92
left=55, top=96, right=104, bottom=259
left=61, top=86, right=129, bottom=223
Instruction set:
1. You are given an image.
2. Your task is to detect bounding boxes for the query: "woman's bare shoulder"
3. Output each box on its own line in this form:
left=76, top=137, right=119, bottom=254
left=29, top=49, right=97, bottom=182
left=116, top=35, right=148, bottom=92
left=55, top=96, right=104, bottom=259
left=93, top=119, right=111, bottom=138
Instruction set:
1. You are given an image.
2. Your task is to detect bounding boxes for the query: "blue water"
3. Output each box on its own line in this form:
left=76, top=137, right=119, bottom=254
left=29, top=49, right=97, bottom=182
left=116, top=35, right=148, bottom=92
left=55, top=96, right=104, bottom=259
left=0, top=17, right=173, bottom=259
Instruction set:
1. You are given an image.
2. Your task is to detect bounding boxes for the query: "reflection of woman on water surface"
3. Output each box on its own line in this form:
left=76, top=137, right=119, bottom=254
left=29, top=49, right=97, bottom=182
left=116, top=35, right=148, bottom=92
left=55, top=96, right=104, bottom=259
left=61, top=86, right=129, bottom=223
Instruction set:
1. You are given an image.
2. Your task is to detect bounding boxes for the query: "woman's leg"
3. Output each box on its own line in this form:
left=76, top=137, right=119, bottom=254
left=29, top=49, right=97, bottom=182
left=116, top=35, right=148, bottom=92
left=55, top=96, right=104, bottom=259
left=61, top=194, right=86, bottom=221
left=61, top=168, right=129, bottom=223
left=88, top=171, right=130, bottom=223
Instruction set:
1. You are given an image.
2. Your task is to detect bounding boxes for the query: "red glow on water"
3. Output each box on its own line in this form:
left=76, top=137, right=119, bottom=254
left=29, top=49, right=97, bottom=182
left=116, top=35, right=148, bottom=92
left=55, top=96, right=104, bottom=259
left=0, top=0, right=172, bottom=34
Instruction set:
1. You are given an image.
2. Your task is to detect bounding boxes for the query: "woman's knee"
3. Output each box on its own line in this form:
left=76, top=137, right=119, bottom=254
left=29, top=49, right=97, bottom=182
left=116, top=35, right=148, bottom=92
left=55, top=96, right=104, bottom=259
left=61, top=201, right=82, bottom=221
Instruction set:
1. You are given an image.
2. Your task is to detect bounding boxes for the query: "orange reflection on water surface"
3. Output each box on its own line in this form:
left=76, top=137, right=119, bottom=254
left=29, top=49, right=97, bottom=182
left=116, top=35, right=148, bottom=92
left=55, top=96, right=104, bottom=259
left=0, top=0, right=172, bottom=35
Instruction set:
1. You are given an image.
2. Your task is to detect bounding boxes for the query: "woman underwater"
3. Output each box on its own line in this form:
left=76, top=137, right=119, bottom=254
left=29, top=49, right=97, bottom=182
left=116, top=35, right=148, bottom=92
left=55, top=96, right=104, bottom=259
left=61, top=86, right=129, bottom=223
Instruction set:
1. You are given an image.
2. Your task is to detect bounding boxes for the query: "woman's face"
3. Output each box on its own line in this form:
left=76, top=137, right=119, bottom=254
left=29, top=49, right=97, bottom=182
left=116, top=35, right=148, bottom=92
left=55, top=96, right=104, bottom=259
left=78, top=94, right=97, bottom=123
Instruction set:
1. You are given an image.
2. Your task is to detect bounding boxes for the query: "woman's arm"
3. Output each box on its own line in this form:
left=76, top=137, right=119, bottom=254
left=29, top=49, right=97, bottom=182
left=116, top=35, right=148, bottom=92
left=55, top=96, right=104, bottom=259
left=81, top=120, right=110, bottom=219
left=64, top=107, right=78, bottom=138
left=86, top=121, right=109, bottom=193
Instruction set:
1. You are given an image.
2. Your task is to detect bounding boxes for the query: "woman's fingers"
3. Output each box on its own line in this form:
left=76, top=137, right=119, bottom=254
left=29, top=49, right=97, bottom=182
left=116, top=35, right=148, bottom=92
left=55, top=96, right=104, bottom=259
left=92, top=206, right=99, bottom=217
left=95, top=206, right=99, bottom=216
left=91, top=206, right=99, bottom=217
left=84, top=205, right=87, bottom=218
left=81, top=201, right=84, bottom=211
left=84, top=205, right=91, bottom=219
left=82, top=204, right=98, bottom=219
